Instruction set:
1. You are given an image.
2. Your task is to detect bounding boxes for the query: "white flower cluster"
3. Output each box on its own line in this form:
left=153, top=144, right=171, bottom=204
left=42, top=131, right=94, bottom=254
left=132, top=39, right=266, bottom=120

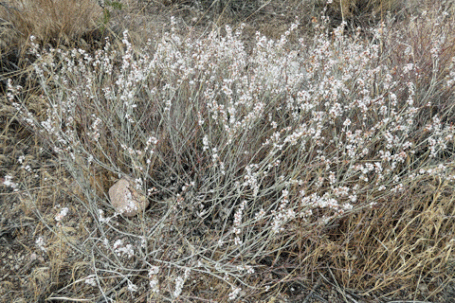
left=173, top=268, right=190, bottom=298
left=2, top=175, right=18, bottom=191
left=112, top=239, right=135, bottom=259
left=35, top=236, right=47, bottom=252
left=148, top=265, right=160, bottom=293
left=271, top=189, right=296, bottom=234
left=55, top=207, right=69, bottom=222
left=232, top=200, right=248, bottom=245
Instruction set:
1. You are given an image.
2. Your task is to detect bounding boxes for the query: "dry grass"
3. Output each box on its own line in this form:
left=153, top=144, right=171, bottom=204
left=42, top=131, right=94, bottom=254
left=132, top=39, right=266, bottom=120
left=1, top=0, right=455, bottom=302
left=0, top=0, right=103, bottom=48
left=322, top=177, right=455, bottom=298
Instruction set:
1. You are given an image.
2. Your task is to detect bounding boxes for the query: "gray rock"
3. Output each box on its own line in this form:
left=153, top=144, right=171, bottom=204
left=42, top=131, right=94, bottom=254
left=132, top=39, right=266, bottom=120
left=108, top=178, right=148, bottom=217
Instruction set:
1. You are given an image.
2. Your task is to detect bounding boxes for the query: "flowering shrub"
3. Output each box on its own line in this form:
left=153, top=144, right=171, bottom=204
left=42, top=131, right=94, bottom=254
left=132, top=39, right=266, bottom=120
left=8, top=8, right=455, bottom=301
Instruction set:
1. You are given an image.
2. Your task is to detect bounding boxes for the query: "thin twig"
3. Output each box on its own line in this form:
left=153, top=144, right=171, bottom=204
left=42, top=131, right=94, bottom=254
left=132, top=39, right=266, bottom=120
left=302, top=276, right=323, bottom=303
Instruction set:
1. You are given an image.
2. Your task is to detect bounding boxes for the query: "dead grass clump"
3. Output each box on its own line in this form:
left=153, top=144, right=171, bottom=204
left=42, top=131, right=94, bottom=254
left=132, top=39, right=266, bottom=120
left=383, top=3, right=455, bottom=128
left=326, top=0, right=411, bottom=29
left=0, top=140, right=79, bottom=302
left=0, top=0, right=103, bottom=49
left=0, top=0, right=105, bottom=106
left=313, top=176, right=455, bottom=300
left=162, top=0, right=263, bottom=19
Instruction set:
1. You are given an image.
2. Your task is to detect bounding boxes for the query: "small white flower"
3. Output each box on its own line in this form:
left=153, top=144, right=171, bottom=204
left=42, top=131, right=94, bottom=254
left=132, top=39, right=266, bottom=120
left=127, top=281, right=138, bottom=292
left=85, top=276, right=97, bottom=287
left=112, top=239, right=135, bottom=258
left=2, top=175, right=17, bottom=190
left=113, top=239, right=123, bottom=250
left=202, top=135, right=209, bottom=151
left=102, top=238, right=109, bottom=248
left=255, top=208, right=266, bottom=221
left=149, top=278, right=159, bottom=293
left=55, top=207, right=69, bottom=222
left=140, top=237, right=147, bottom=248
left=173, top=276, right=184, bottom=298
left=36, top=236, right=47, bottom=252
left=149, top=266, right=160, bottom=276
left=228, top=286, right=241, bottom=301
